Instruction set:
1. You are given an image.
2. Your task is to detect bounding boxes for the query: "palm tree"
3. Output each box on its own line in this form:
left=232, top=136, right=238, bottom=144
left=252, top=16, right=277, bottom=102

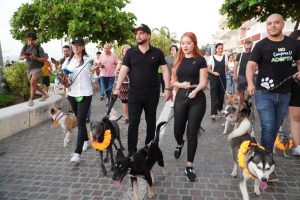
left=152, top=26, right=178, bottom=44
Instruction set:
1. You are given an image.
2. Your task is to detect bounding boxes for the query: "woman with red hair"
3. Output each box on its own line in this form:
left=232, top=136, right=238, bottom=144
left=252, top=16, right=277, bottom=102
left=172, top=32, right=208, bottom=182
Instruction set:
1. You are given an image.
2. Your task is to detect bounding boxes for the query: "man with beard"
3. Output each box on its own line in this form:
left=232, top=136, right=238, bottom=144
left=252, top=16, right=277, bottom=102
left=113, top=24, right=172, bottom=156
left=246, top=14, right=300, bottom=180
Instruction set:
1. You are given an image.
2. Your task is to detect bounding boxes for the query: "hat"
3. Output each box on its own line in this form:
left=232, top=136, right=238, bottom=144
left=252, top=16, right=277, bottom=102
left=134, top=24, right=151, bottom=34
left=71, top=37, right=85, bottom=45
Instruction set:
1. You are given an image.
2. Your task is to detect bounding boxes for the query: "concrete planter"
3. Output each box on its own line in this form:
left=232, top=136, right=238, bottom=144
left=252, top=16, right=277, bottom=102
left=0, top=94, right=62, bottom=140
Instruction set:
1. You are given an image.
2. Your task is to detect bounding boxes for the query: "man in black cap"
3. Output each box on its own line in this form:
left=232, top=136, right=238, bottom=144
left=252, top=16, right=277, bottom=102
left=20, top=32, right=48, bottom=106
left=114, top=23, right=172, bottom=156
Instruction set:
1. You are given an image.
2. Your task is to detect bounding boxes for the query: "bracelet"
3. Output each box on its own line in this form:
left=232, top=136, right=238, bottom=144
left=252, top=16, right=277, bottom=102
left=115, top=88, right=120, bottom=90
left=164, top=88, right=172, bottom=91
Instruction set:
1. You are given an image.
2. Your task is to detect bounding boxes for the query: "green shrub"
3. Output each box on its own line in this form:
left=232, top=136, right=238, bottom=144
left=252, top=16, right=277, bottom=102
left=0, top=94, right=17, bottom=108
left=3, top=62, right=30, bottom=100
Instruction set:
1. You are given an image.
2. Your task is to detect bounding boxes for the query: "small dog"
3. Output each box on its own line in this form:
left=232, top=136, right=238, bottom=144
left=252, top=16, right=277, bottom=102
left=222, top=93, right=240, bottom=134
left=228, top=103, right=275, bottom=200
left=274, top=126, right=294, bottom=157
left=49, top=108, right=77, bottom=147
left=112, top=121, right=167, bottom=200
left=90, top=116, right=124, bottom=176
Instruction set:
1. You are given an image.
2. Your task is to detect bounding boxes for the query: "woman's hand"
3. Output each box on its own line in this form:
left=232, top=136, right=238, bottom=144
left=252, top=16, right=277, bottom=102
left=179, top=81, right=191, bottom=89
left=213, top=72, right=220, bottom=76
left=188, top=90, right=197, bottom=99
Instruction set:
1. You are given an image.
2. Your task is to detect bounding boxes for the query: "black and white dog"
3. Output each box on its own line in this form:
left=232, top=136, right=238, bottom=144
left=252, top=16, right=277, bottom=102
left=228, top=101, right=275, bottom=200
left=112, top=121, right=167, bottom=200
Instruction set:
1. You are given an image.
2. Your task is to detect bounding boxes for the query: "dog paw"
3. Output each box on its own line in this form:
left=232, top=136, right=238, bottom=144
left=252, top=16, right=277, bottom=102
left=260, top=77, right=274, bottom=89
left=231, top=171, right=238, bottom=178
left=254, top=188, right=261, bottom=196
left=148, top=187, right=155, bottom=199
left=162, top=168, right=168, bottom=176
left=223, top=131, right=227, bottom=135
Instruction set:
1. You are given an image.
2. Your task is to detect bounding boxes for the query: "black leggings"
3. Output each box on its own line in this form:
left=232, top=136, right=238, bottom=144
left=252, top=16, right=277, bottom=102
left=68, top=95, right=92, bottom=154
left=174, top=89, right=206, bottom=162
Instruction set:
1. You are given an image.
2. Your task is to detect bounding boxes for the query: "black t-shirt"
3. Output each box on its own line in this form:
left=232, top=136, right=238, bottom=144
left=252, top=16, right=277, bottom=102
left=123, top=45, right=166, bottom=94
left=236, top=52, right=251, bottom=77
left=250, top=36, right=300, bottom=93
left=176, top=56, right=207, bottom=85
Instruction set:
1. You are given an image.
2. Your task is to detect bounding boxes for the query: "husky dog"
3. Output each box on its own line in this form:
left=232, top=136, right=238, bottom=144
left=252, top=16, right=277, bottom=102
left=222, top=93, right=240, bottom=134
left=49, top=108, right=77, bottom=147
left=112, top=121, right=167, bottom=200
left=228, top=102, right=275, bottom=200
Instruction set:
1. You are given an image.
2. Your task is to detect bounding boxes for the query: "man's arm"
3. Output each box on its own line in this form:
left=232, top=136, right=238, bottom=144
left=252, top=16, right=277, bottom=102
left=160, top=64, right=172, bottom=101
left=246, top=61, right=258, bottom=95
left=233, top=61, right=239, bottom=81
left=113, top=65, right=129, bottom=95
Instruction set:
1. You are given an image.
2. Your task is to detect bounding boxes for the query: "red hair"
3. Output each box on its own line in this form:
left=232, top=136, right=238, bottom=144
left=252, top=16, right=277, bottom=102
left=172, top=32, right=201, bottom=82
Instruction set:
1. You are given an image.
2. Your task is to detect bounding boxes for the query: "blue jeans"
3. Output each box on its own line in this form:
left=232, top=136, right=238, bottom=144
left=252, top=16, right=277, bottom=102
left=226, top=74, right=233, bottom=92
left=97, top=77, right=105, bottom=97
left=255, top=91, right=290, bottom=152
left=102, top=77, right=115, bottom=101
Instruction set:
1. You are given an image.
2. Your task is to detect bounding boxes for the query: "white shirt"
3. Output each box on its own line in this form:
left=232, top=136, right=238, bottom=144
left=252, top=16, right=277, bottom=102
left=228, top=61, right=234, bottom=71
left=62, top=55, right=93, bottom=97
left=208, top=55, right=228, bottom=71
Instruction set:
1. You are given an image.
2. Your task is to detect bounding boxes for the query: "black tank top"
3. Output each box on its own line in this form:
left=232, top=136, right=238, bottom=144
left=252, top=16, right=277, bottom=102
left=213, top=55, right=226, bottom=76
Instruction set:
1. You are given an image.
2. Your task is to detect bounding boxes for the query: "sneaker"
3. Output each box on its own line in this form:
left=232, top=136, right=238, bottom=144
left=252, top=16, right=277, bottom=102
left=185, top=166, right=196, bottom=182
left=82, top=141, right=90, bottom=152
left=124, top=119, right=129, bottom=125
left=292, top=145, right=300, bottom=156
left=211, top=114, right=216, bottom=120
left=86, top=119, right=90, bottom=123
left=39, top=94, right=49, bottom=101
left=70, top=153, right=80, bottom=163
left=174, top=143, right=184, bottom=159
left=268, top=172, right=279, bottom=182
left=28, top=99, right=34, bottom=106
left=99, top=96, right=104, bottom=101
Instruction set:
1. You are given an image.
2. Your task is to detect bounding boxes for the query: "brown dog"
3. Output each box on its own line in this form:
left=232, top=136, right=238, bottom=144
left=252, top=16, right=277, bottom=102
left=49, top=108, right=77, bottom=147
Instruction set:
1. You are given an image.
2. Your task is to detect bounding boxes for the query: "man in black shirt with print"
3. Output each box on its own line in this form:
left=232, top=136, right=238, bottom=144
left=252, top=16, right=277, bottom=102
left=246, top=14, right=300, bottom=160
left=114, top=24, right=172, bottom=156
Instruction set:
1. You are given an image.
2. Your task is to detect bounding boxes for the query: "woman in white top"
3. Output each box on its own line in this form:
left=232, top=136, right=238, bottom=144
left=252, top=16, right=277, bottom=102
left=207, top=43, right=228, bottom=120
left=226, top=54, right=235, bottom=92
left=63, top=37, right=93, bottom=164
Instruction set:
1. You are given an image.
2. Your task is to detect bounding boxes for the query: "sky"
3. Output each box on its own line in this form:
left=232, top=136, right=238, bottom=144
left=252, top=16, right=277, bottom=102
left=0, top=0, right=223, bottom=63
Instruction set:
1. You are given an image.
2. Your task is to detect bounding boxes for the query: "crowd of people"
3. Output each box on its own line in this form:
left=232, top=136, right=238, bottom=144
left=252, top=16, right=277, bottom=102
left=19, top=13, right=300, bottom=182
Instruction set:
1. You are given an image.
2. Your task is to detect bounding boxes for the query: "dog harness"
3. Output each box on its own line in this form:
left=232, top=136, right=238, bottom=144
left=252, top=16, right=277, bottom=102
left=238, top=140, right=265, bottom=179
left=89, top=130, right=112, bottom=151
left=53, top=111, right=65, bottom=125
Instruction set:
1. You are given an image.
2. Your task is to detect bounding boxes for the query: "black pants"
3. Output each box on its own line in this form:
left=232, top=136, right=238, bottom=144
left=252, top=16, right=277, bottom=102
left=174, top=89, right=206, bottom=162
left=68, top=95, right=92, bottom=154
left=210, top=76, right=226, bottom=115
left=127, top=91, right=160, bottom=155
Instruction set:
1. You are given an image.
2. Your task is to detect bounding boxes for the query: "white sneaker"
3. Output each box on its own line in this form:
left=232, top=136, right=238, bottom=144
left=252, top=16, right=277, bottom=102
left=28, top=99, right=34, bottom=106
left=292, top=145, right=300, bottom=156
left=211, top=114, right=216, bottom=120
left=82, top=141, right=90, bottom=152
left=70, top=153, right=80, bottom=163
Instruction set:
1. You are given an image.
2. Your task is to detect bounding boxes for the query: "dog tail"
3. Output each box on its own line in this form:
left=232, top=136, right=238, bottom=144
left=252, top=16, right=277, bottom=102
left=228, top=117, right=251, bottom=141
left=154, top=121, right=167, bottom=144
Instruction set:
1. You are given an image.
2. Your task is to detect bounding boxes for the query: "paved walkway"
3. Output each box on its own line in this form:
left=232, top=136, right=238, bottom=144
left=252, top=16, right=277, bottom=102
left=0, top=90, right=300, bottom=200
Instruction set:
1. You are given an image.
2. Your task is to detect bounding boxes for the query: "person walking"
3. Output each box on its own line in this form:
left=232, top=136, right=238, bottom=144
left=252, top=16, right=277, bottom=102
left=166, top=44, right=178, bottom=107
left=41, top=54, right=52, bottom=93
left=115, top=44, right=131, bottom=124
left=19, top=32, right=48, bottom=106
left=207, top=43, right=228, bottom=119
left=113, top=23, right=172, bottom=157
left=226, top=54, right=234, bottom=92
left=246, top=14, right=300, bottom=158
left=98, top=43, right=118, bottom=102
left=288, top=30, right=300, bottom=156
left=234, top=41, right=253, bottom=107
left=172, top=32, right=208, bottom=182
left=62, top=37, right=93, bottom=164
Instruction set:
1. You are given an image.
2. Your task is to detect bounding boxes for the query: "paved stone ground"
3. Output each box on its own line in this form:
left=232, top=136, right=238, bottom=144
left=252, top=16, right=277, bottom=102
left=0, top=90, right=300, bottom=200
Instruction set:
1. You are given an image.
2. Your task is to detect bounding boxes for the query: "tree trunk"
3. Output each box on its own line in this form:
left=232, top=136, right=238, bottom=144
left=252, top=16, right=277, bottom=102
left=294, top=20, right=299, bottom=31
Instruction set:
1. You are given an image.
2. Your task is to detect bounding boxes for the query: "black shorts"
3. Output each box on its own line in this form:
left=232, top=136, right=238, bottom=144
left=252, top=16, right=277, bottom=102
left=289, top=80, right=300, bottom=107
left=42, top=76, right=50, bottom=87
left=237, top=75, right=247, bottom=91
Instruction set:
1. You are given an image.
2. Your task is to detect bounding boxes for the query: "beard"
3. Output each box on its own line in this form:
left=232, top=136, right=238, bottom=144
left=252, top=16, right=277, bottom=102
left=137, top=39, right=147, bottom=45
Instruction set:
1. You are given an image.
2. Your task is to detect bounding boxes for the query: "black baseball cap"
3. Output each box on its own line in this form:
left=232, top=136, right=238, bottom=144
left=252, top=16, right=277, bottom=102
left=134, top=24, right=151, bottom=34
left=71, top=37, right=85, bottom=45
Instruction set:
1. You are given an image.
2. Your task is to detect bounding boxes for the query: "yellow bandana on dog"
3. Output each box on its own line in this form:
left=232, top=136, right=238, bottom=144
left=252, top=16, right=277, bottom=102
left=238, top=140, right=265, bottom=179
left=89, top=130, right=112, bottom=151
left=274, top=136, right=293, bottom=151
